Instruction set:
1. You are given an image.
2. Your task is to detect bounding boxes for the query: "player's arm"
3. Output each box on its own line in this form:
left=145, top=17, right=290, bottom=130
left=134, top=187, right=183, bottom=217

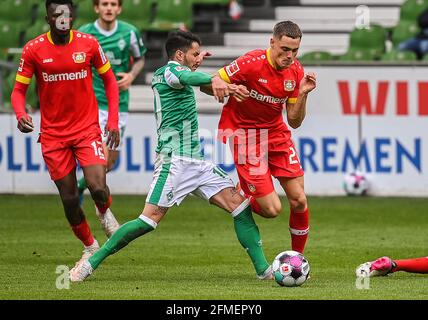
left=92, top=40, right=120, bottom=149
left=286, top=72, right=316, bottom=129
left=117, top=29, right=147, bottom=91
left=11, top=49, right=35, bottom=133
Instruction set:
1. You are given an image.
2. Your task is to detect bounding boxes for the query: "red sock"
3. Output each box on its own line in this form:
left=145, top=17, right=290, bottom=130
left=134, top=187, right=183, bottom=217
left=71, top=219, right=95, bottom=247
left=393, top=257, right=428, bottom=273
left=96, top=195, right=112, bottom=214
left=289, top=208, right=309, bottom=253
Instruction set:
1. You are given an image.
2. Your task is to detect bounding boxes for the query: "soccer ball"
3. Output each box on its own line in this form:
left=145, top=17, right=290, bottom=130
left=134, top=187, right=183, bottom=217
left=343, top=171, right=369, bottom=196
left=272, top=250, right=310, bottom=287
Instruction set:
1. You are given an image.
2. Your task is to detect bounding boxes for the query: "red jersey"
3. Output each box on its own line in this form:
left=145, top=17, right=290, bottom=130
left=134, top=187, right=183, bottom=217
left=218, top=48, right=304, bottom=138
left=16, top=30, right=112, bottom=139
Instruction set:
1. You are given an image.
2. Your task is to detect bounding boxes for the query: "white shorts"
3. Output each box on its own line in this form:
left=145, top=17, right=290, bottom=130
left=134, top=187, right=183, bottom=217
left=146, top=154, right=235, bottom=207
left=99, top=109, right=129, bottom=151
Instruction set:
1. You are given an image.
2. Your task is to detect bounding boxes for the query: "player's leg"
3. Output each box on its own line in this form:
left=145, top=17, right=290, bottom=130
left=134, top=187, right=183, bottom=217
left=82, top=164, right=120, bottom=237
left=278, top=175, right=309, bottom=254
left=75, top=129, right=120, bottom=237
left=356, top=256, right=428, bottom=277
left=209, top=188, right=272, bottom=279
left=194, top=163, right=271, bottom=279
left=70, top=203, right=165, bottom=281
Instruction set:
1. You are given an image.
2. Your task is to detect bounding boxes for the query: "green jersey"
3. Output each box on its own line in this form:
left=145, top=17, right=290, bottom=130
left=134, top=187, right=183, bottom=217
left=152, top=61, right=213, bottom=159
left=79, top=20, right=147, bottom=112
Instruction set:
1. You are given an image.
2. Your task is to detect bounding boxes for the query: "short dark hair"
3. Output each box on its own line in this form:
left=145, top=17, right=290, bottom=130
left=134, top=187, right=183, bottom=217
left=273, top=21, right=302, bottom=39
left=165, top=30, right=201, bottom=59
left=93, top=0, right=123, bottom=6
left=45, top=0, right=74, bottom=11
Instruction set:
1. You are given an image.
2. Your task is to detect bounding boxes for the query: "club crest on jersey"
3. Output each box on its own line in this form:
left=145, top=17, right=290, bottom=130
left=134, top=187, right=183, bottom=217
left=72, top=52, right=86, bottom=64
left=225, top=60, right=240, bottom=77
left=248, top=184, right=256, bottom=193
left=118, top=39, right=126, bottom=51
left=284, top=80, right=296, bottom=91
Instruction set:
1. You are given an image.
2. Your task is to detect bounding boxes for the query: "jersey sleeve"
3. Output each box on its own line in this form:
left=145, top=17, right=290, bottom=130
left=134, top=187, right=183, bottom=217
left=287, top=61, right=305, bottom=104
left=218, top=54, right=253, bottom=84
left=130, top=28, right=147, bottom=58
left=164, top=65, right=211, bottom=89
left=15, top=46, right=35, bottom=85
left=91, top=38, right=112, bottom=75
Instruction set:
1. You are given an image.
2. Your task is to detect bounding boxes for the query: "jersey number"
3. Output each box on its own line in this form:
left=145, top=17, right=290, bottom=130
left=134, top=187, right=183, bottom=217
left=289, top=146, right=299, bottom=165
left=91, top=141, right=106, bottom=160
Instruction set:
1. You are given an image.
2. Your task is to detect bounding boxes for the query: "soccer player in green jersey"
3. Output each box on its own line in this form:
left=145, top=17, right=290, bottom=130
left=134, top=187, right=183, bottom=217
left=77, top=0, right=146, bottom=222
left=70, top=30, right=273, bottom=282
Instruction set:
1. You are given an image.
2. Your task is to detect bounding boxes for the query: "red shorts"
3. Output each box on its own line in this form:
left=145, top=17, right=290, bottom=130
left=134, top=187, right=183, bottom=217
left=40, top=129, right=106, bottom=181
left=233, top=131, right=304, bottom=198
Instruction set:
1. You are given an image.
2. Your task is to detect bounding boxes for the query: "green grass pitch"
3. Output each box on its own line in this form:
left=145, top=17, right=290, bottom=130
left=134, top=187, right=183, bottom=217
left=0, top=195, right=427, bottom=300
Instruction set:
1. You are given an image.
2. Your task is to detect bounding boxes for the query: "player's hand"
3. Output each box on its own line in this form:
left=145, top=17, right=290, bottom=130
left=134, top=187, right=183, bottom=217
left=228, top=84, right=249, bottom=102
left=198, top=50, right=212, bottom=60
left=117, top=72, right=135, bottom=91
left=211, top=75, right=229, bottom=103
left=17, top=115, right=34, bottom=133
left=299, top=72, right=316, bottom=95
left=104, top=125, right=120, bottom=150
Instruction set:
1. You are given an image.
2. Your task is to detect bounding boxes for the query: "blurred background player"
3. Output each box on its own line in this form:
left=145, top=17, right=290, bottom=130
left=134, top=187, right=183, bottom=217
left=11, top=0, right=120, bottom=264
left=215, top=21, right=316, bottom=254
left=70, top=30, right=273, bottom=282
left=356, top=256, right=428, bottom=277
left=77, top=0, right=146, bottom=205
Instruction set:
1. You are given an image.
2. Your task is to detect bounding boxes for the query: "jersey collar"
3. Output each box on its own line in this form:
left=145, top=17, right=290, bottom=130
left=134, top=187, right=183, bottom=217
left=47, top=30, right=74, bottom=45
left=94, top=19, right=118, bottom=37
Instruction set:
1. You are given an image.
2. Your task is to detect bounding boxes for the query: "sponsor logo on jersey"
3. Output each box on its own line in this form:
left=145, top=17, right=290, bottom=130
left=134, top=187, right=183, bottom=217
left=43, top=58, right=53, bottom=64
left=18, top=59, right=24, bottom=72
left=225, top=60, right=240, bottom=77
left=72, top=52, right=86, bottom=64
left=99, top=45, right=107, bottom=64
left=284, top=80, right=296, bottom=92
left=258, top=78, right=268, bottom=83
left=249, top=89, right=288, bottom=104
left=42, top=69, right=88, bottom=82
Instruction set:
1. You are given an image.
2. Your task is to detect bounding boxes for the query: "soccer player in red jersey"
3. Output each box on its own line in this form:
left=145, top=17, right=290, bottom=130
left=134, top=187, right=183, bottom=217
left=216, top=21, right=317, bottom=254
left=11, top=0, right=121, bottom=263
left=356, top=256, right=428, bottom=277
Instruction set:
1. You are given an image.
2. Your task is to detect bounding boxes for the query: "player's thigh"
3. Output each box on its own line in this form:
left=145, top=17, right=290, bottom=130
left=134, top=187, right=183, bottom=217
left=141, top=203, right=169, bottom=224
left=82, top=164, right=107, bottom=190
left=254, top=190, right=282, bottom=214
left=54, top=169, right=79, bottom=199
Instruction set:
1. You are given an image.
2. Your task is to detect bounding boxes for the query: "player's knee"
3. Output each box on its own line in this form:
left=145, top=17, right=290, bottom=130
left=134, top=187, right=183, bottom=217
left=61, top=193, right=80, bottom=209
left=261, top=203, right=282, bottom=218
left=90, top=187, right=109, bottom=203
left=289, top=194, right=307, bottom=212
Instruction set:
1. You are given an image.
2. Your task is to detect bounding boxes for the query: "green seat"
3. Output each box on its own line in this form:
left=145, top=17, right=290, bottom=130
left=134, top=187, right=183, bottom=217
left=2, top=71, right=38, bottom=110
left=0, top=0, right=35, bottom=22
left=381, top=49, right=418, bottom=61
left=349, top=24, right=387, bottom=59
left=339, top=48, right=375, bottom=61
left=400, top=0, right=428, bottom=21
left=299, top=51, right=334, bottom=63
left=423, top=53, right=428, bottom=60
left=149, top=0, right=193, bottom=32
left=23, top=21, right=50, bottom=43
left=0, top=22, right=23, bottom=49
left=120, top=0, right=155, bottom=31
left=391, top=20, right=420, bottom=46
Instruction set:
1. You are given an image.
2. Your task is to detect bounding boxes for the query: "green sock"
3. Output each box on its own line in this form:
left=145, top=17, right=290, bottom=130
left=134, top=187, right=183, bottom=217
left=77, top=177, right=87, bottom=192
left=89, top=217, right=155, bottom=269
left=233, top=203, right=270, bottom=276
